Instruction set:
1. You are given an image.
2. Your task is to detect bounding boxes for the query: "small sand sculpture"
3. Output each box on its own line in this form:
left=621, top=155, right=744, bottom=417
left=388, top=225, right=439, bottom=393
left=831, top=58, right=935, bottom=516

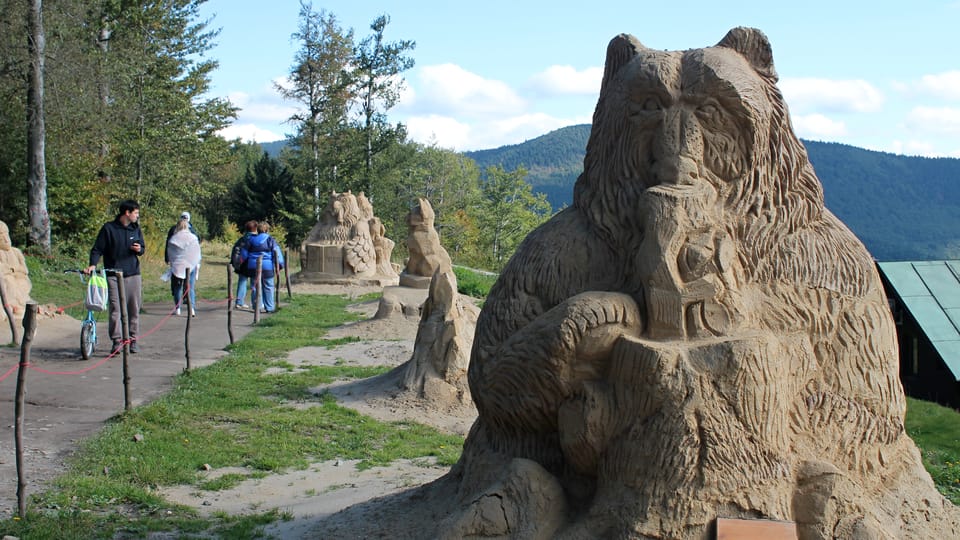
left=0, top=221, right=31, bottom=320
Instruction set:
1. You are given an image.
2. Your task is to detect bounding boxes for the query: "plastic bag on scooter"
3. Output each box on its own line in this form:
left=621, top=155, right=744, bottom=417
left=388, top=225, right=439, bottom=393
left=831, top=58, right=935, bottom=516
left=85, top=271, right=109, bottom=312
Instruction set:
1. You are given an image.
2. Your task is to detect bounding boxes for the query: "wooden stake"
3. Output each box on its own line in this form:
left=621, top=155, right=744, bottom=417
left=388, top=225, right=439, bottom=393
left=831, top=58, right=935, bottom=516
left=15, top=302, right=38, bottom=518
left=184, top=267, right=192, bottom=372
left=227, top=263, right=234, bottom=344
left=283, top=247, right=292, bottom=300
left=115, top=271, right=131, bottom=411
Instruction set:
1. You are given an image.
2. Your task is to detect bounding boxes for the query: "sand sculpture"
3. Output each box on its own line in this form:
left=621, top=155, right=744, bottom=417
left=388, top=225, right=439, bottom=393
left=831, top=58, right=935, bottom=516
left=0, top=221, right=31, bottom=320
left=380, top=28, right=959, bottom=539
left=399, top=198, right=452, bottom=289
left=297, top=191, right=399, bottom=286
left=401, top=263, right=479, bottom=409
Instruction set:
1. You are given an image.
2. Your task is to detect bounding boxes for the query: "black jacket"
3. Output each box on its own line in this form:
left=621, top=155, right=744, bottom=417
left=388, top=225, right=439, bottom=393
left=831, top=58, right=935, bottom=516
left=89, top=218, right=145, bottom=276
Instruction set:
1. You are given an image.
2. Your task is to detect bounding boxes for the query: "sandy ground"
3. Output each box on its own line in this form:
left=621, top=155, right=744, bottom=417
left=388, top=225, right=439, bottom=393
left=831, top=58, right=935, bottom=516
left=156, top=282, right=479, bottom=538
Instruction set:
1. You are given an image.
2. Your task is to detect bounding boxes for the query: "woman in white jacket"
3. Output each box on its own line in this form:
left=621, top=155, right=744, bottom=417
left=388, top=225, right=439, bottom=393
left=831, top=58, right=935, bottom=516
left=166, top=217, right=201, bottom=316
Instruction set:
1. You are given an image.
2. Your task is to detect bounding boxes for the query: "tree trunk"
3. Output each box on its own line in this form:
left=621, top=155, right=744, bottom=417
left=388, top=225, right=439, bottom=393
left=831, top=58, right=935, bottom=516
left=26, top=0, right=50, bottom=253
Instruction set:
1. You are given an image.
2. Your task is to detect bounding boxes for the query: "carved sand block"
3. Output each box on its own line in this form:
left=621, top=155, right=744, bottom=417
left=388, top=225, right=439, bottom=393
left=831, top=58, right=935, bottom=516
left=400, top=263, right=479, bottom=408
left=436, top=27, right=960, bottom=539
left=296, top=190, right=399, bottom=286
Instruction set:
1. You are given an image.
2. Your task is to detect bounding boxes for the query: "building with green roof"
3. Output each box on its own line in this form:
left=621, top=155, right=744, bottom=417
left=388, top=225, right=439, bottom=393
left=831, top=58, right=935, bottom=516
left=877, top=260, right=960, bottom=409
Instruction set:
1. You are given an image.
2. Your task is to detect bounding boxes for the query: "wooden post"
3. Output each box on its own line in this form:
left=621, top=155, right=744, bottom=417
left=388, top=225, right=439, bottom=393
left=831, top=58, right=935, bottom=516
left=227, top=263, right=234, bottom=344
left=283, top=247, right=292, bottom=300
left=253, top=257, right=262, bottom=324
left=184, top=266, right=192, bottom=372
left=274, top=261, right=280, bottom=309
left=0, top=270, right=19, bottom=345
left=15, top=302, right=38, bottom=518
left=115, top=271, right=131, bottom=411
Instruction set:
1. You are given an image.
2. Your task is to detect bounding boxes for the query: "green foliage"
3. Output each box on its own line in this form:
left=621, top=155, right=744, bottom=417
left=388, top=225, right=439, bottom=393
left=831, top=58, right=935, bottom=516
left=453, top=265, right=497, bottom=299
left=228, top=152, right=305, bottom=242
left=470, top=165, right=552, bottom=271
left=279, top=6, right=416, bottom=233
left=0, top=0, right=237, bottom=254
left=353, top=14, right=416, bottom=191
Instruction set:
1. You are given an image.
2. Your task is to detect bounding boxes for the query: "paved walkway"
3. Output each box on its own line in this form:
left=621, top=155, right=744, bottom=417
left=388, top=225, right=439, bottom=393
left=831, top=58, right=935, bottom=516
left=0, top=295, right=267, bottom=515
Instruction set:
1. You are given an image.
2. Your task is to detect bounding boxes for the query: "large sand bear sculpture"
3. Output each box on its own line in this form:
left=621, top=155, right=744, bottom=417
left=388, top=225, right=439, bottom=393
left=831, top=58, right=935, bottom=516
left=439, top=28, right=960, bottom=538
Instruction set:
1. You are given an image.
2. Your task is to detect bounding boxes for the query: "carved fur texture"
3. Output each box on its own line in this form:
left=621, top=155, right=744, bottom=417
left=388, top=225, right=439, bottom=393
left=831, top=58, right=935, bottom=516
left=455, top=27, right=959, bottom=539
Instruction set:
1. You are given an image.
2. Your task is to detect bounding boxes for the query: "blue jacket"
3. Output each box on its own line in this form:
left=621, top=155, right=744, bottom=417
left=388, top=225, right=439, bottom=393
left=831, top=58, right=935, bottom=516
left=241, top=233, right=284, bottom=277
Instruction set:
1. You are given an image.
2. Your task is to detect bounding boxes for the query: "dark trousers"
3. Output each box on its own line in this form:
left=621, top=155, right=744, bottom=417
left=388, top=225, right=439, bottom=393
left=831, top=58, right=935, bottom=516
left=107, top=274, right=142, bottom=343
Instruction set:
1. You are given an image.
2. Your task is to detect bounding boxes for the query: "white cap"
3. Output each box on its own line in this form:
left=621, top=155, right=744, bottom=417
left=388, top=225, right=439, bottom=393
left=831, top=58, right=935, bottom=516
left=181, top=211, right=191, bottom=221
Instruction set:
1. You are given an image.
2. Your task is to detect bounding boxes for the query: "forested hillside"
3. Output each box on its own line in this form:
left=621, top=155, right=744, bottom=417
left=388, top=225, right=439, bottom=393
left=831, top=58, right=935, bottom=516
left=466, top=125, right=960, bottom=262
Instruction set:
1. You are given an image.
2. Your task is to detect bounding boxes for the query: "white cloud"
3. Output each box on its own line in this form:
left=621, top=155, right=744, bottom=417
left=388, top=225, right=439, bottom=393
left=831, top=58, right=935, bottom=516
left=217, top=123, right=285, bottom=143
left=527, top=65, right=603, bottom=96
left=405, top=115, right=472, bottom=150
left=228, top=88, right=297, bottom=124
left=911, top=71, right=960, bottom=101
left=403, top=64, right=526, bottom=117
left=404, top=111, right=592, bottom=152
left=790, top=113, right=847, bottom=138
left=780, top=78, right=884, bottom=114
left=889, top=140, right=940, bottom=158
left=463, top=113, right=591, bottom=151
left=904, top=106, right=960, bottom=135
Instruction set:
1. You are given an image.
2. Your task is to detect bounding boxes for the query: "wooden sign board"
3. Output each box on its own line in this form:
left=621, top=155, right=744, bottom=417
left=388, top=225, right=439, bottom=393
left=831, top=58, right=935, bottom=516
left=716, top=517, right=797, bottom=540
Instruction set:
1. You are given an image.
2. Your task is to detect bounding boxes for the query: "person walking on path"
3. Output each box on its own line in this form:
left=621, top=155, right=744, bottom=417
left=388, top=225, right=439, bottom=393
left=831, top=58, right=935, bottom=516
left=165, top=216, right=201, bottom=316
left=232, top=220, right=257, bottom=309
left=86, top=199, right=145, bottom=353
left=165, top=211, right=201, bottom=313
left=240, top=221, right=284, bottom=313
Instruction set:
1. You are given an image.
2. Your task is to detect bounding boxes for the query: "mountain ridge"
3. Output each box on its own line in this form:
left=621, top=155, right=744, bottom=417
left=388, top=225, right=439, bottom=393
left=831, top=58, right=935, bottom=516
left=465, top=124, right=960, bottom=262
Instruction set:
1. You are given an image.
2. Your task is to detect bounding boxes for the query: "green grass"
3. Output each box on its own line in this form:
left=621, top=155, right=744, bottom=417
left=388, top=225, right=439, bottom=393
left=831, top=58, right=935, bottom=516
left=906, top=397, right=960, bottom=504
left=1, top=274, right=464, bottom=539
left=453, top=265, right=497, bottom=299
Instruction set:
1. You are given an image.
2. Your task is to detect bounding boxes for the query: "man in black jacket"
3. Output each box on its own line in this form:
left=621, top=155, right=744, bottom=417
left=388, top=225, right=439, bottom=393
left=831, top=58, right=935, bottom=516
left=86, top=199, right=145, bottom=353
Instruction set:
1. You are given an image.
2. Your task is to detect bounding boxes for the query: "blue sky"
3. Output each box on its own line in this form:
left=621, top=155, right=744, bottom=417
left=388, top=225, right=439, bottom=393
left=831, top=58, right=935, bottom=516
left=197, top=0, right=960, bottom=157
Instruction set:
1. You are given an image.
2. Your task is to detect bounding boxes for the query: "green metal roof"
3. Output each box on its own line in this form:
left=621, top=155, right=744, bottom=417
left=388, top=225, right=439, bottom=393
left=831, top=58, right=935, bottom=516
left=878, top=260, right=960, bottom=380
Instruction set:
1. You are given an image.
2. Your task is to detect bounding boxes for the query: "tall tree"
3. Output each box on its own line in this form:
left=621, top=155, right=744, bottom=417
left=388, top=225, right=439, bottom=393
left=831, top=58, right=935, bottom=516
left=475, top=165, right=552, bottom=270
left=228, top=152, right=301, bottom=236
left=352, top=14, right=414, bottom=192
left=98, top=0, right=236, bottom=219
left=26, top=0, right=49, bottom=252
left=278, top=2, right=354, bottom=218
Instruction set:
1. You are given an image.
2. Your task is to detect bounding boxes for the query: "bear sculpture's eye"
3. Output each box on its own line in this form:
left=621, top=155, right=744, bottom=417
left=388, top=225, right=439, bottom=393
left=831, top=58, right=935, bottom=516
left=629, top=95, right=665, bottom=124
left=641, top=97, right=661, bottom=111
left=696, top=100, right=723, bottom=124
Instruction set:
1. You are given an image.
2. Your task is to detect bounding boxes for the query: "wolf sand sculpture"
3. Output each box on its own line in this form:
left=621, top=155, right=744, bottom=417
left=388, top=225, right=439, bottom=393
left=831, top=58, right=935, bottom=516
left=317, top=27, right=960, bottom=539
left=399, top=197, right=452, bottom=289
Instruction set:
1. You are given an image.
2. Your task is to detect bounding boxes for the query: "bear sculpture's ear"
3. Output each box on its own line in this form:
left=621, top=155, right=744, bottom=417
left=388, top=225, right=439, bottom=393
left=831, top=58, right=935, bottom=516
left=716, top=27, right=778, bottom=81
left=602, top=34, right=645, bottom=90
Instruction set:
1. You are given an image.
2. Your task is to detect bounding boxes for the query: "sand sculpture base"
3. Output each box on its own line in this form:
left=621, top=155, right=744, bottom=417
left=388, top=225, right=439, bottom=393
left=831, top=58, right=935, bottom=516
left=295, top=244, right=399, bottom=288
